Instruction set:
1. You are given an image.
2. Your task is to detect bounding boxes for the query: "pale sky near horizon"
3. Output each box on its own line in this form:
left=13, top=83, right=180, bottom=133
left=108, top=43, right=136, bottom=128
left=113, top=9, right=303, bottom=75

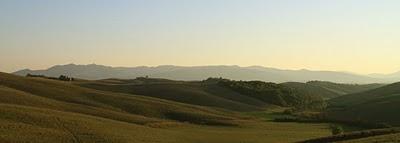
left=1, top=0, right=400, bottom=74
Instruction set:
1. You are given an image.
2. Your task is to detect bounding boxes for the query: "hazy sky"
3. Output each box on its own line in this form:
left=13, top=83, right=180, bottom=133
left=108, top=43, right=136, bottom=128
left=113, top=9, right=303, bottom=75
left=1, top=0, right=400, bottom=74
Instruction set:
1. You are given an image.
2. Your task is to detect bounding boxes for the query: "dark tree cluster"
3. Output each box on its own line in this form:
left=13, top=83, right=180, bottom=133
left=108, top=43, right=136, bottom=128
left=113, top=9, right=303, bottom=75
left=58, top=75, right=74, bottom=81
left=204, top=77, right=326, bottom=110
left=26, top=73, right=46, bottom=78
left=26, top=74, right=74, bottom=81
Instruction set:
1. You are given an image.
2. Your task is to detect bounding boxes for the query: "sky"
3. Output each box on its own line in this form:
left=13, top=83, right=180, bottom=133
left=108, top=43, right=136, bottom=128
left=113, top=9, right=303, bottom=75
left=1, top=0, right=400, bottom=74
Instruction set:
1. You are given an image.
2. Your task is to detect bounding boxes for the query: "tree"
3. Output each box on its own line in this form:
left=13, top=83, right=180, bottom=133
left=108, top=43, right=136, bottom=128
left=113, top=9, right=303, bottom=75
left=58, top=75, right=72, bottom=81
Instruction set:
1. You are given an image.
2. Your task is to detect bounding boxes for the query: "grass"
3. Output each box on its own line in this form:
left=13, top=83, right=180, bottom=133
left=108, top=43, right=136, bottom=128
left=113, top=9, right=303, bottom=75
left=299, top=128, right=400, bottom=143
left=244, top=107, right=294, bottom=121
left=170, top=121, right=331, bottom=143
left=78, top=79, right=266, bottom=111
left=0, top=72, right=241, bottom=126
left=306, top=81, right=383, bottom=96
left=245, top=109, right=366, bottom=133
left=338, top=133, right=400, bottom=143
left=327, top=82, right=400, bottom=126
left=282, top=82, right=341, bottom=99
left=0, top=104, right=180, bottom=143
left=0, top=72, right=370, bottom=143
left=0, top=104, right=332, bottom=143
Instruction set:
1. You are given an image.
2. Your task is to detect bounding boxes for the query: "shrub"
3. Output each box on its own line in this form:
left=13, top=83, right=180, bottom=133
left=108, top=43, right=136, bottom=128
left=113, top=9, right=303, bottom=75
left=330, top=125, right=344, bottom=135
left=273, top=117, right=300, bottom=122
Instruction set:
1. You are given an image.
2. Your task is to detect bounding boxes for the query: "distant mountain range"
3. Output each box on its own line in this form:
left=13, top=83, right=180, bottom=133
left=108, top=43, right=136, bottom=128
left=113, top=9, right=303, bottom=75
left=368, top=71, right=400, bottom=81
left=12, top=64, right=399, bottom=83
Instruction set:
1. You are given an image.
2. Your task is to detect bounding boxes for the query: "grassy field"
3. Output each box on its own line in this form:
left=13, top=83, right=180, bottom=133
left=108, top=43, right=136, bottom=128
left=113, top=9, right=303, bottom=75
left=170, top=121, right=331, bottom=143
left=78, top=79, right=265, bottom=111
left=5, top=72, right=398, bottom=142
left=0, top=72, right=338, bottom=142
left=0, top=104, right=332, bottom=143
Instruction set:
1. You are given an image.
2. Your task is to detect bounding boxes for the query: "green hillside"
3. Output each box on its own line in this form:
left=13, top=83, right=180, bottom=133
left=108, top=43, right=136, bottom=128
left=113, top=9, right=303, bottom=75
left=79, top=77, right=329, bottom=111
left=307, top=81, right=383, bottom=97
left=211, top=78, right=326, bottom=110
left=78, top=78, right=266, bottom=112
left=3, top=72, right=393, bottom=143
left=0, top=72, right=243, bottom=126
left=282, top=82, right=340, bottom=99
left=0, top=104, right=176, bottom=143
left=0, top=72, right=336, bottom=143
left=327, top=82, right=400, bottom=126
left=281, top=81, right=382, bottom=100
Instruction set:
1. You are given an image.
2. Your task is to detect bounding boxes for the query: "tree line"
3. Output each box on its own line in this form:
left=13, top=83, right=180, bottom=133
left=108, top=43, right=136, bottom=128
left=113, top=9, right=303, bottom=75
left=204, top=77, right=326, bottom=110
left=26, top=74, right=74, bottom=81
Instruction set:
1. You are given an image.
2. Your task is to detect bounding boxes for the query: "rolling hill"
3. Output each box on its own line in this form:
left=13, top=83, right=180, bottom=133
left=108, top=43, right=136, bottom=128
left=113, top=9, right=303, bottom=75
left=282, top=82, right=342, bottom=99
left=0, top=72, right=243, bottom=126
left=77, top=78, right=266, bottom=112
left=0, top=72, right=337, bottom=143
left=369, top=71, right=400, bottom=82
left=282, top=81, right=383, bottom=99
left=78, top=77, right=328, bottom=111
left=307, top=81, right=383, bottom=96
left=0, top=72, right=391, bottom=143
left=13, top=63, right=384, bottom=83
left=327, top=82, right=400, bottom=126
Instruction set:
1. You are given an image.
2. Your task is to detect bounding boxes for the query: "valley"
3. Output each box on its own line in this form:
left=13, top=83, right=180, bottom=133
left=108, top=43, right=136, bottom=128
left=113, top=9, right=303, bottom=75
left=0, top=72, right=397, bottom=142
